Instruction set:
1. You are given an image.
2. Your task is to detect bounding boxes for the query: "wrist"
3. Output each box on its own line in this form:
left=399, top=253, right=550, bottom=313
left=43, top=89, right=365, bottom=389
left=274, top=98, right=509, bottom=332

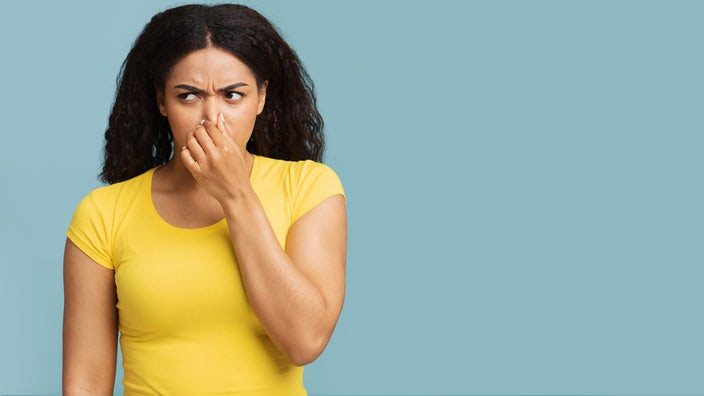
left=221, top=186, right=259, bottom=219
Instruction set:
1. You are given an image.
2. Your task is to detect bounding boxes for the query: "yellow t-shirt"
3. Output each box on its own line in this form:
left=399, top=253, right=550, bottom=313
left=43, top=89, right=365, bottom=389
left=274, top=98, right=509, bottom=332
left=65, top=154, right=345, bottom=395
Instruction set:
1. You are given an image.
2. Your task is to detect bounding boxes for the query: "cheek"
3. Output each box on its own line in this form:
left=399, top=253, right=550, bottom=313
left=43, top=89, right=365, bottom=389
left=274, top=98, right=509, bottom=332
left=165, top=114, right=196, bottom=142
left=163, top=101, right=201, bottom=140
left=223, top=101, right=261, bottom=130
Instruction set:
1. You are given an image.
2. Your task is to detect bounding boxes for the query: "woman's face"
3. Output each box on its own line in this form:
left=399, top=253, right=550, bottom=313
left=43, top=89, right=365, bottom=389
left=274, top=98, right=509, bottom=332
left=156, top=47, right=267, bottom=152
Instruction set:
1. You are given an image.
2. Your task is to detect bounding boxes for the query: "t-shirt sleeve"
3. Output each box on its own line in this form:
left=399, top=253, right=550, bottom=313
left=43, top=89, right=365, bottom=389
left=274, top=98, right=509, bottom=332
left=291, top=160, right=346, bottom=224
left=66, top=190, right=114, bottom=270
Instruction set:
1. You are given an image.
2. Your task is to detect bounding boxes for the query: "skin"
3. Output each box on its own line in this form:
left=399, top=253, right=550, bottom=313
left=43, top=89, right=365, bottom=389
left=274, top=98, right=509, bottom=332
left=63, top=241, right=118, bottom=395
left=63, top=46, right=347, bottom=392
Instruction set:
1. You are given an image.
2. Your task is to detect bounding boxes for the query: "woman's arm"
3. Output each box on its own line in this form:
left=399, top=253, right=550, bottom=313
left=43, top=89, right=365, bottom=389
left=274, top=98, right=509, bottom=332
left=62, top=238, right=118, bottom=395
left=181, top=117, right=348, bottom=366
left=222, top=191, right=347, bottom=366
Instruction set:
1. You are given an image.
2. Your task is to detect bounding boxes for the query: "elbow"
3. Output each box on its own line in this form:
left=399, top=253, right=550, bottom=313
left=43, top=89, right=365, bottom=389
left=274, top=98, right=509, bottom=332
left=63, top=382, right=113, bottom=396
left=288, top=333, right=328, bottom=367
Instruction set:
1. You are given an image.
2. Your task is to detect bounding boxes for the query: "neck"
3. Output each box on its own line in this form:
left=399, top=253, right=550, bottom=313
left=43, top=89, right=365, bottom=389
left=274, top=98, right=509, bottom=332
left=155, top=151, right=254, bottom=193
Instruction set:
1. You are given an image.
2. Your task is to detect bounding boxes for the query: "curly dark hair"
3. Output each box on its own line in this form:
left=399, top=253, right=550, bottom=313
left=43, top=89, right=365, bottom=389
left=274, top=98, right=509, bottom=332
left=100, top=3, right=325, bottom=184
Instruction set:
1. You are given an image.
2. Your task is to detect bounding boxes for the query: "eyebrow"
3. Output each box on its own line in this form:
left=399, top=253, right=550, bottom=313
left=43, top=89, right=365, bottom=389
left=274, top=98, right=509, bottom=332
left=173, top=82, right=248, bottom=94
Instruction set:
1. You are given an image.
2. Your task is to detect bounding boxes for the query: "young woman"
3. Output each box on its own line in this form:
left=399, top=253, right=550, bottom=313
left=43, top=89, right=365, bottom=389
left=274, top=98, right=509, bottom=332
left=62, top=4, right=347, bottom=395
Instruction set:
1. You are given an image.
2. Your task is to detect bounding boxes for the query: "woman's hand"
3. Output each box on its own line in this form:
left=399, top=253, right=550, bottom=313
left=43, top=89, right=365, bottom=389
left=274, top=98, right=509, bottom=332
left=180, top=113, right=251, bottom=204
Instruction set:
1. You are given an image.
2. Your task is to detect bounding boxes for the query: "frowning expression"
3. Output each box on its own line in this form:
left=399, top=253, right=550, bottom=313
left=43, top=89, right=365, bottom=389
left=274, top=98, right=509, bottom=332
left=156, top=46, right=267, bottom=152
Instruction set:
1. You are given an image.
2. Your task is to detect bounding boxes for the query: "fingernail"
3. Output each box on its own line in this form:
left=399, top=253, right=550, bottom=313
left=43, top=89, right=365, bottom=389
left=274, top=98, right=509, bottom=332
left=199, top=119, right=205, bottom=125
left=219, top=113, right=225, bottom=122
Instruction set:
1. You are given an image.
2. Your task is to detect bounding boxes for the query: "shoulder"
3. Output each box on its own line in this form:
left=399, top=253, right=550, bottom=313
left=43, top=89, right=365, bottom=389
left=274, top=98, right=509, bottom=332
left=291, top=159, right=344, bottom=192
left=293, top=158, right=339, bottom=176
left=255, top=155, right=343, bottom=189
left=277, top=158, right=345, bottom=224
left=74, top=168, right=154, bottom=215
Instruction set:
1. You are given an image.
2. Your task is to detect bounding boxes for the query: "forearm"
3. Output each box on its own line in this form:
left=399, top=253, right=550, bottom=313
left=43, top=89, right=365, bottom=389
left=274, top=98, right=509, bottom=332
left=222, top=188, right=327, bottom=365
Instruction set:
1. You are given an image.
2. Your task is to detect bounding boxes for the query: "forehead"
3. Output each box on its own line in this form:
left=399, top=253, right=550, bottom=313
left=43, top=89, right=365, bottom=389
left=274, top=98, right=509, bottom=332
left=167, top=47, right=255, bottom=84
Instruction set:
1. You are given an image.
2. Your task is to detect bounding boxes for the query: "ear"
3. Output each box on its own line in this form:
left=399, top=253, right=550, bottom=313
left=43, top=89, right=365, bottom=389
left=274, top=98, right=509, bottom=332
left=256, top=80, right=268, bottom=115
left=156, top=89, right=167, bottom=117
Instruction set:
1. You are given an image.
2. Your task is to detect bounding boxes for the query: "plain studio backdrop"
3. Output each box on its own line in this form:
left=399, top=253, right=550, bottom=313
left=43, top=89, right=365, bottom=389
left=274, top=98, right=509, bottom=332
left=1, top=0, right=702, bottom=395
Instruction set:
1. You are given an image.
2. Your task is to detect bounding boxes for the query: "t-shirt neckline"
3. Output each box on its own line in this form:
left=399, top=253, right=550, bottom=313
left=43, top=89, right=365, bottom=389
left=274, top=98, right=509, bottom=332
left=146, top=154, right=259, bottom=233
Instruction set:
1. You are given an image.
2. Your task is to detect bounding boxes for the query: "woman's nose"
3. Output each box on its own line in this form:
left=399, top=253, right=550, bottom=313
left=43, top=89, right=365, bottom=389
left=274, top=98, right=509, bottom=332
left=203, top=99, right=221, bottom=123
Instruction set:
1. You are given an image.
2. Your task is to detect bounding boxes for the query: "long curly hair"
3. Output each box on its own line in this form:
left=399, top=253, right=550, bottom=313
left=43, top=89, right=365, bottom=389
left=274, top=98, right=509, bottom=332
left=100, top=4, right=324, bottom=184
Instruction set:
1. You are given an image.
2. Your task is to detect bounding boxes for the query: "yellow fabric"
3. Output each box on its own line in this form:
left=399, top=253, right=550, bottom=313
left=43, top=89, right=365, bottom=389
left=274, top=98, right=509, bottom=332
left=66, top=154, right=345, bottom=395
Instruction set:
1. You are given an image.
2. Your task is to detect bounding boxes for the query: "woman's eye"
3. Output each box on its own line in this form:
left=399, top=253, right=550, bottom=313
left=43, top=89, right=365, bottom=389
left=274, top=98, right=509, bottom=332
left=178, top=93, right=197, bottom=101
left=226, top=91, right=243, bottom=100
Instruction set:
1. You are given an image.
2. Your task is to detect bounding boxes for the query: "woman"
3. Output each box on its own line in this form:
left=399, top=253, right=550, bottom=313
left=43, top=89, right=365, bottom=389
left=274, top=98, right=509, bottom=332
left=62, top=4, right=347, bottom=395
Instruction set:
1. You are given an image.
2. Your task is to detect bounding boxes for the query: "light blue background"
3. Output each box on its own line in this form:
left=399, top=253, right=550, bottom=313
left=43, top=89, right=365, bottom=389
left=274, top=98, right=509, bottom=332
left=1, top=0, right=702, bottom=395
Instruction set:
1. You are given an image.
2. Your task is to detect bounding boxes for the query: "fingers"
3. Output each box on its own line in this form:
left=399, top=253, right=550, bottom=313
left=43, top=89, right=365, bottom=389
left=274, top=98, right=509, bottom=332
left=185, top=131, right=207, bottom=162
left=181, top=145, right=201, bottom=173
left=198, top=116, right=238, bottom=155
left=217, top=113, right=237, bottom=146
left=183, top=115, right=241, bottom=172
left=194, top=124, right=218, bottom=156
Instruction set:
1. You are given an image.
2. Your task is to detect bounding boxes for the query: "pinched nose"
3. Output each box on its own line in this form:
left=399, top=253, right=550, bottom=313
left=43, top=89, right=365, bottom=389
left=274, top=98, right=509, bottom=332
left=202, top=99, right=222, bottom=124
left=203, top=114, right=219, bottom=124
left=198, top=114, right=220, bottom=126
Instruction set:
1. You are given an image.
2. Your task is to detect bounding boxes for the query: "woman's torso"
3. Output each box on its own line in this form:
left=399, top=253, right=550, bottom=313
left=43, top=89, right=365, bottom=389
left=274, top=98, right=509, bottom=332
left=68, top=154, right=347, bottom=395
